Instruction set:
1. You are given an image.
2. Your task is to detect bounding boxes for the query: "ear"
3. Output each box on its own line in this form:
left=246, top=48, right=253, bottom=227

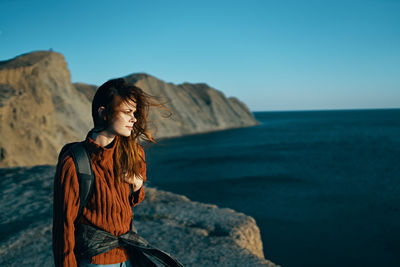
left=98, top=106, right=106, bottom=119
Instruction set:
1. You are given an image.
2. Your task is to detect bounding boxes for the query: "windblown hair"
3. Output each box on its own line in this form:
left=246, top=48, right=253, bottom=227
left=92, top=78, right=169, bottom=184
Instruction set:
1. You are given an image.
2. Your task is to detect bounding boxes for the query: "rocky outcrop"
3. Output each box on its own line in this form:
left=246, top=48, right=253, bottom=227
left=134, top=187, right=276, bottom=266
left=0, top=165, right=279, bottom=267
left=0, top=51, right=92, bottom=167
left=75, top=75, right=259, bottom=139
left=125, top=73, right=259, bottom=138
left=0, top=50, right=259, bottom=168
left=73, top=82, right=97, bottom=102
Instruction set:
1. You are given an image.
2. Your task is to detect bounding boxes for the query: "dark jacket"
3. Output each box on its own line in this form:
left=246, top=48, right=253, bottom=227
left=75, top=223, right=183, bottom=267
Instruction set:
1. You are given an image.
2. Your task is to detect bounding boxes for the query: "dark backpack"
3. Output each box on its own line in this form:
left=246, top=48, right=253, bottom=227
left=69, top=142, right=95, bottom=218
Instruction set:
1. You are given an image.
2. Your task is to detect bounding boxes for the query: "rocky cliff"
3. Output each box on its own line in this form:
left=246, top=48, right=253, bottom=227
left=134, top=187, right=278, bottom=266
left=0, top=51, right=91, bottom=167
left=124, top=73, right=259, bottom=138
left=0, top=51, right=259, bottom=168
left=0, top=165, right=279, bottom=267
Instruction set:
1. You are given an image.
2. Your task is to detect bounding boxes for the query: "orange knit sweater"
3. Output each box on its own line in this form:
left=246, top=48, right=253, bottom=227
left=52, top=131, right=146, bottom=267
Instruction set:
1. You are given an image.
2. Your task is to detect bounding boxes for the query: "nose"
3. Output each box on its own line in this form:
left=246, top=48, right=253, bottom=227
left=130, top=116, right=137, bottom=123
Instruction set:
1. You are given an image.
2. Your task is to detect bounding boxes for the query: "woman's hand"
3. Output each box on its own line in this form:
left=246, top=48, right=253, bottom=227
left=124, top=173, right=143, bottom=192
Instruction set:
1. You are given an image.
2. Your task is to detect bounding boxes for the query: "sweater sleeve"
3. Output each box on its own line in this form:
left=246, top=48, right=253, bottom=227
left=52, top=154, right=80, bottom=267
left=130, top=146, right=146, bottom=207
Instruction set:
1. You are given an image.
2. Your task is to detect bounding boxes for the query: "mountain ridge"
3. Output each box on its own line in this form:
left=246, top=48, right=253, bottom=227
left=0, top=50, right=259, bottom=167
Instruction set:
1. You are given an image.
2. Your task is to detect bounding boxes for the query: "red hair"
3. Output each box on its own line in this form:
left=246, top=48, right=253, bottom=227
left=92, top=78, right=170, bottom=184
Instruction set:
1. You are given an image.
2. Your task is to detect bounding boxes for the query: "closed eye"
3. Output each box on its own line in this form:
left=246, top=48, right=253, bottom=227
left=124, top=109, right=136, bottom=115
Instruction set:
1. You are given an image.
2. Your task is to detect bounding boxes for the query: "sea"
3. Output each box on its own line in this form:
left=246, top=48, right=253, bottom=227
left=144, top=109, right=400, bottom=267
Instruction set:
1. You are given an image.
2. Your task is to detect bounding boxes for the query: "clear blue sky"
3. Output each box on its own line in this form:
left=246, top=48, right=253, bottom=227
left=1, top=0, right=399, bottom=111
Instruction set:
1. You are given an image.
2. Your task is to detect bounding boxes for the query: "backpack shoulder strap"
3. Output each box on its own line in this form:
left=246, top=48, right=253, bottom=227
left=70, top=142, right=94, bottom=219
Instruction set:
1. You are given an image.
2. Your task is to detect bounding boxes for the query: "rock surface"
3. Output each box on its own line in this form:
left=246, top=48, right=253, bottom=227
left=134, top=187, right=278, bottom=266
left=0, top=51, right=259, bottom=168
left=0, top=166, right=279, bottom=267
left=0, top=51, right=92, bottom=167
left=124, top=73, right=259, bottom=138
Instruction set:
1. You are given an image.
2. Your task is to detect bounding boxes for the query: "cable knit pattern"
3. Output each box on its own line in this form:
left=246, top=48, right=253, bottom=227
left=52, top=130, right=146, bottom=267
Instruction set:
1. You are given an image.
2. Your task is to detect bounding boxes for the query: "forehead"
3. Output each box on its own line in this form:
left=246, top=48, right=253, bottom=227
left=118, top=99, right=137, bottom=110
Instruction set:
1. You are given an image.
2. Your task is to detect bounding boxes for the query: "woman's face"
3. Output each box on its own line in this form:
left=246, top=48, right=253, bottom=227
left=108, top=99, right=137, bottom=137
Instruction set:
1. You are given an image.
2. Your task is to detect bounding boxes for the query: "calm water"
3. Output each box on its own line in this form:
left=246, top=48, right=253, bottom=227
left=144, top=109, right=400, bottom=267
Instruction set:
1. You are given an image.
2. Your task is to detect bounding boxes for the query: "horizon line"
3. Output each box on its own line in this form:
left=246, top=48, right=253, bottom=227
left=251, top=107, right=400, bottom=112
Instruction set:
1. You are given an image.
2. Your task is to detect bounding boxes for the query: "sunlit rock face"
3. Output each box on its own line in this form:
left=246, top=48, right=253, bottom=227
left=0, top=51, right=259, bottom=168
left=0, top=51, right=92, bottom=167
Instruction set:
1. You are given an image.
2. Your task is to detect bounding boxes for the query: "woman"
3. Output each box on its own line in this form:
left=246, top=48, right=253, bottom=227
left=52, top=78, right=172, bottom=267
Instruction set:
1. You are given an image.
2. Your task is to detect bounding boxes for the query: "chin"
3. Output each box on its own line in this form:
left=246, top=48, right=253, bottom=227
left=114, top=129, right=132, bottom=137
left=121, top=131, right=132, bottom=137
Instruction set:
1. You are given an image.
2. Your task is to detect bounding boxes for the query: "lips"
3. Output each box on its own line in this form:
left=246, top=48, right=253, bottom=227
left=126, top=126, right=133, bottom=130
